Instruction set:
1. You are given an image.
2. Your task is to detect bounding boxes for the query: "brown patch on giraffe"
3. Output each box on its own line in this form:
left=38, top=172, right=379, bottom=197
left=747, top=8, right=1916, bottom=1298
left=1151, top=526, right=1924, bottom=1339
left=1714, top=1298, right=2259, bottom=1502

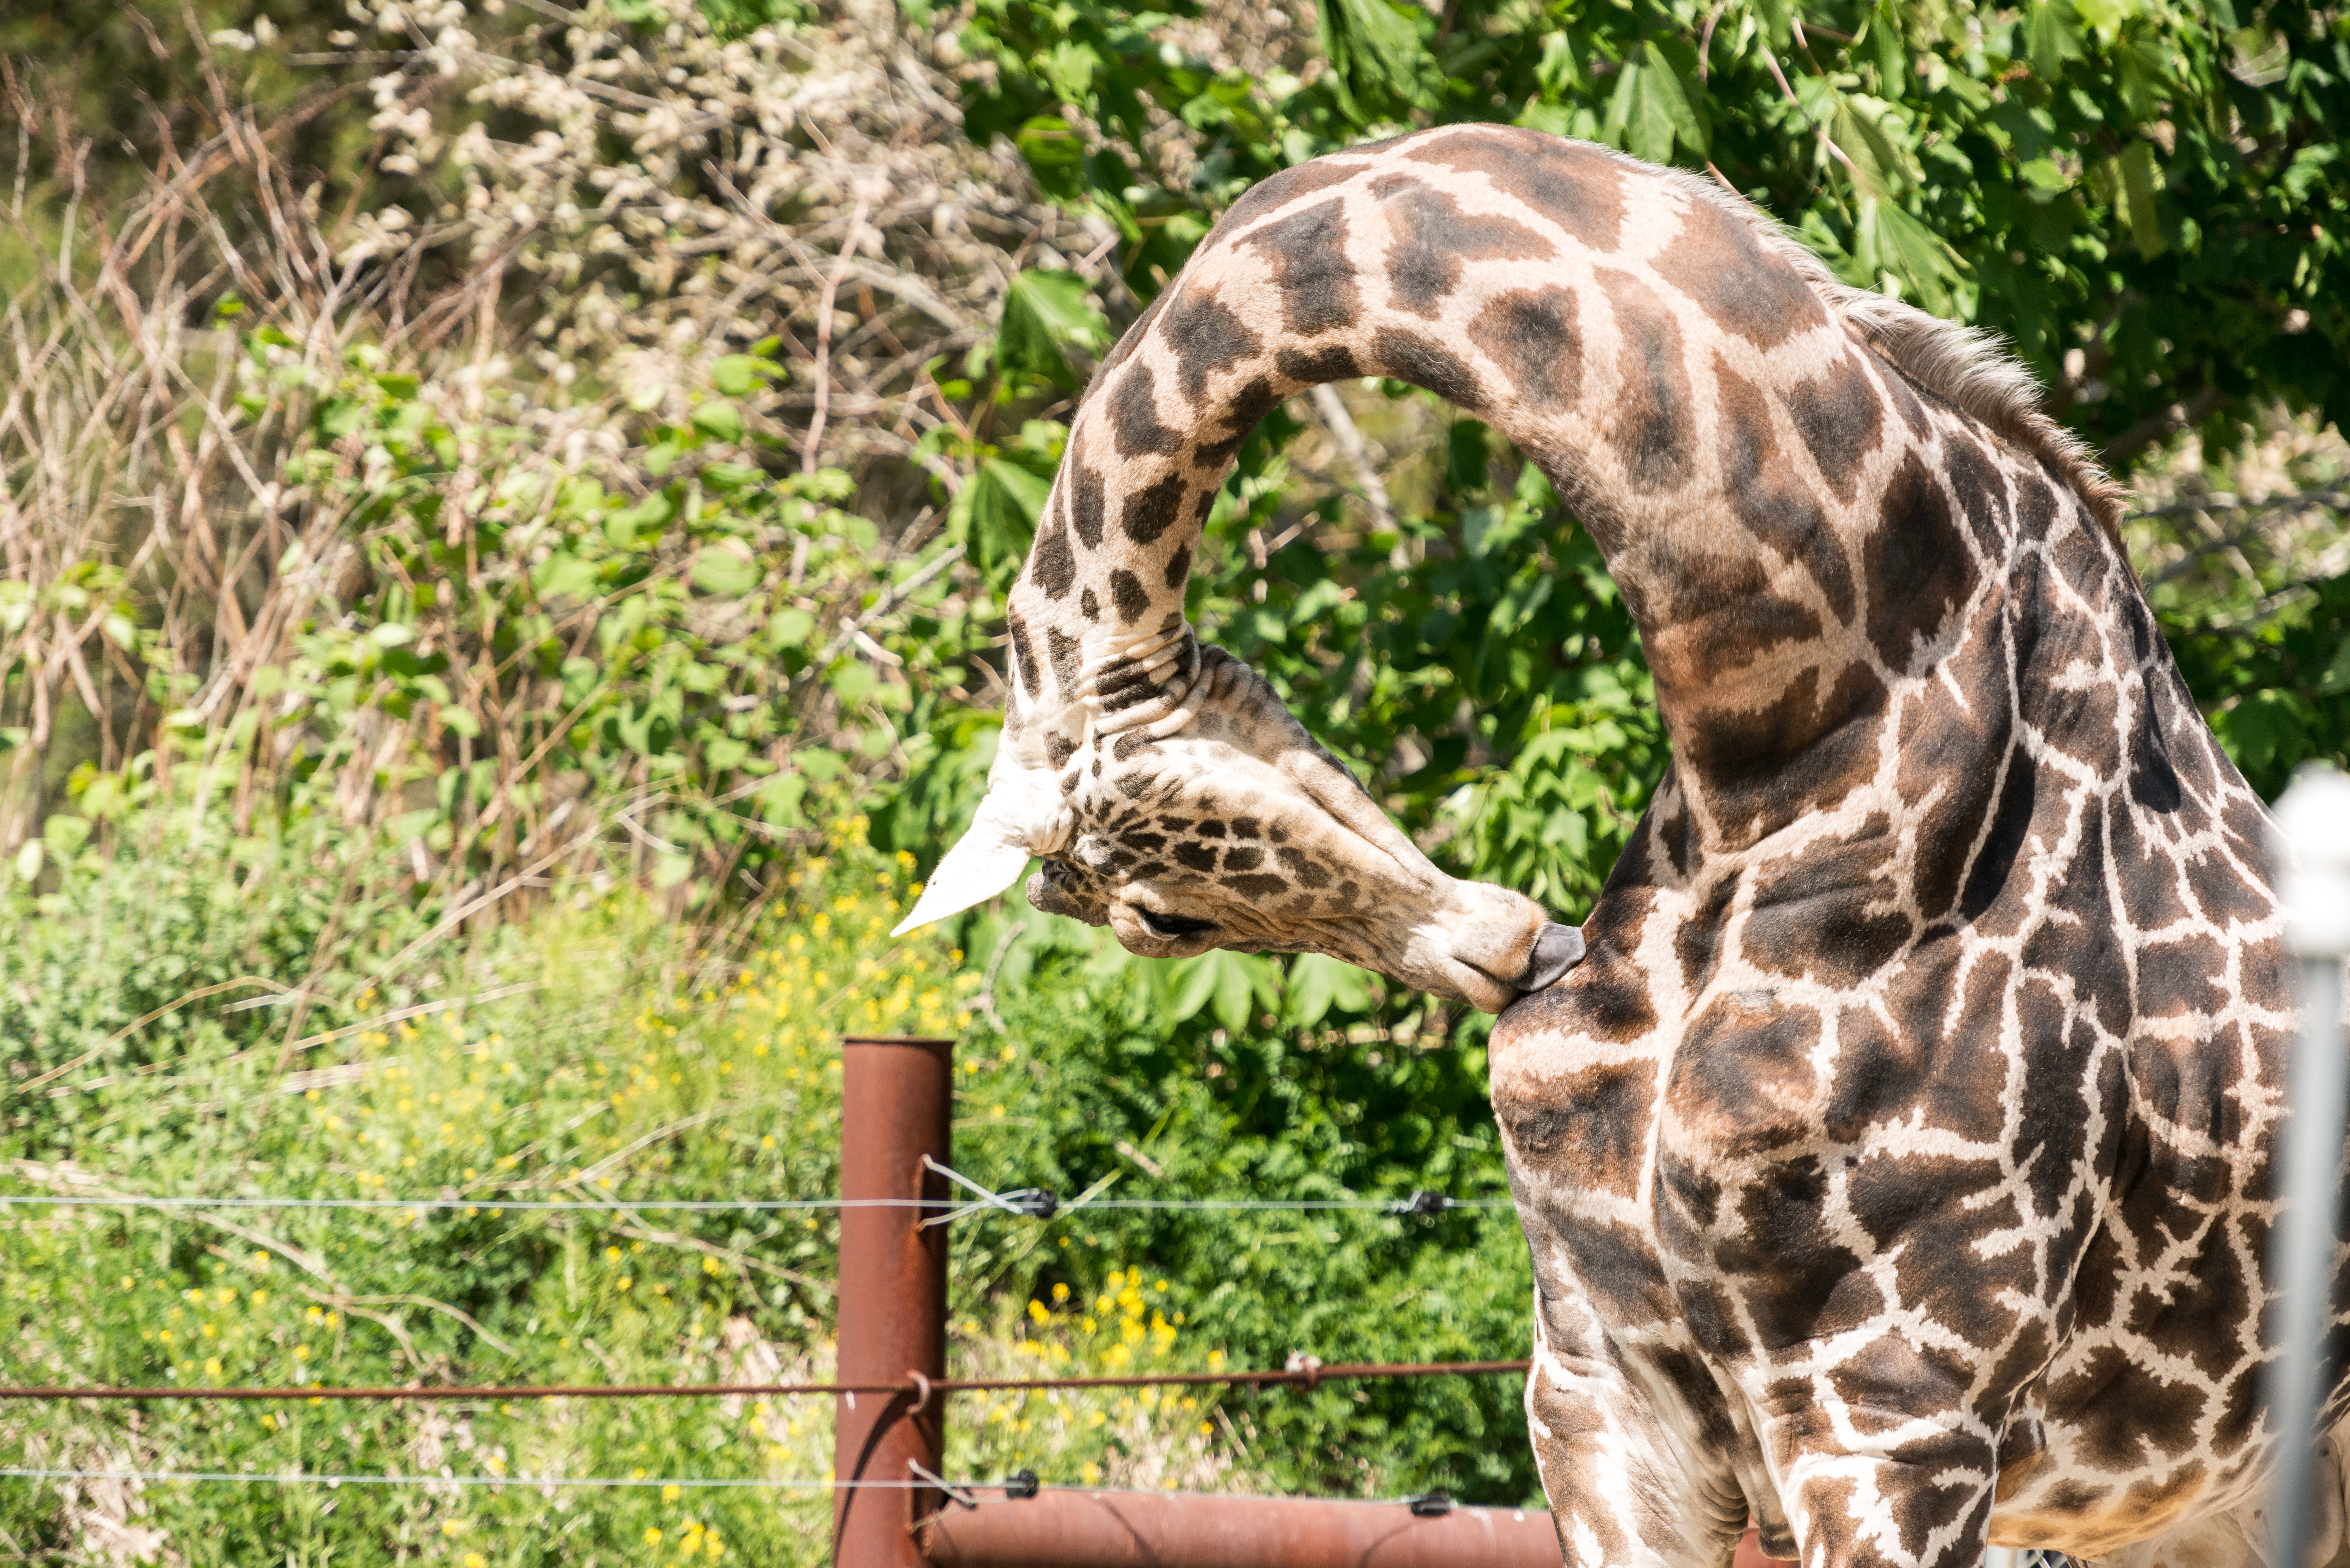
left=1007, top=610, right=1041, bottom=700
left=1045, top=734, right=1077, bottom=771
left=1942, top=432, right=2014, bottom=556
left=1668, top=995, right=1821, bottom=1159
left=1159, top=288, right=1261, bottom=402
left=1239, top=197, right=1361, bottom=336
left=1227, top=871, right=1290, bottom=901
left=1163, top=543, right=1190, bottom=589
left=2108, top=798, right=2193, bottom=933
left=1110, top=364, right=1182, bottom=458
left=1646, top=769, right=1693, bottom=879
left=1596, top=269, right=1694, bottom=493
left=1276, top=344, right=1362, bottom=385
left=1895, top=591, right=2017, bottom=918
left=1497, top=1060, right=1654, bottom=1197
left=1274, top=846, right=1331, bottom=889
left=1956, top=752, right=2041, bottom=933
left=1121, top=472, right=1188, bottom=546
left=1648, top=192, right=1829, bottom=350
left=2190, top=837, right=2278, bottom=931
left=2135, top=934, right=2233, bottom=1025
left=1671, top=874, right=1740, bottom=998
left=1369, top=326, right=1485, bottom=410
left=1783, top=348, right=1884, bottom=506
left=1994, top=1438, right=2048, bottom=1505
left=1109, top=568, right=1150, bottom=624
left=1714, top=354, right=1856, bottom=624
left=1196, top=374, right=1282, bottom=467
left=1677, top=661, right=1888, bottom=841
left=1086, top=287, right=1169, bottom=391
left=1070, top=441, right=1108, bottom=548
left=1646, top=1345, right=1743, bottom=1449
left=1045, top=626, right=1082, bottom=701
left=1550, top=1213, right=1676, bottom=1325
left=1465, top=288, right=1581, bottom=410
left=1673, top=1276, right=1753, bottom=1360
left=1742, top=833, right=1912, bottom=992
left=1646, top=549, right=1822, bottom=684
left=1716, top=1159, right=1876, bottom=1350
left=2012, top=469, right=2062, bottom=546
left=2127, top=695, right=2186, bottom=822
left=1880, top=362, right=1933, bottom=436
left=1367, top=177, right=1554, bottom=318
left=1824, top=1335, right=1988, bottom=1439
left=1029, top=520, right=1076, bottom=599
left=2060, top=1346, right=2212, bottom=1471
left=1865, top=451, right=1979, bottom=671
left=1215, top=154, right=1366, bottom=236
left=1403, top=127, right=1627, bottom=254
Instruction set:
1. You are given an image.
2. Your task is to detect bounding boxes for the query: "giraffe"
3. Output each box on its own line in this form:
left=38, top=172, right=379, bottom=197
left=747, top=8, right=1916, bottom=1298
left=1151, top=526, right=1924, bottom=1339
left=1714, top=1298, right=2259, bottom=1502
left=893, top=124, right=2336, bottom=1568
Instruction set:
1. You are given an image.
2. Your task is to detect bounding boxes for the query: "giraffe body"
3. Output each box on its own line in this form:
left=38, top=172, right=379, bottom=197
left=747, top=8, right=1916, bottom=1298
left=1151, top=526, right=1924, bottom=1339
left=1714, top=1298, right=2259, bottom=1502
left=898, top=124, right=2336, bottom=1566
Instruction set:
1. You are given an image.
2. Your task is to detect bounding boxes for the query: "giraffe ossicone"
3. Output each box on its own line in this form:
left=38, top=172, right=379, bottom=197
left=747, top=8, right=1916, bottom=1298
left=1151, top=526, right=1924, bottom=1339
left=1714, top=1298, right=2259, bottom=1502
left=902, top=122, right=2333, bottom=1568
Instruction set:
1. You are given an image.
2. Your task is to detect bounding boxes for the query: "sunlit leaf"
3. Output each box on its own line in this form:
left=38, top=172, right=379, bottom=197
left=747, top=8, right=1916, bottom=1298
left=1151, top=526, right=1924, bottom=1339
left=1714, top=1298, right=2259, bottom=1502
left=996, top=269, right=1109, bottom=389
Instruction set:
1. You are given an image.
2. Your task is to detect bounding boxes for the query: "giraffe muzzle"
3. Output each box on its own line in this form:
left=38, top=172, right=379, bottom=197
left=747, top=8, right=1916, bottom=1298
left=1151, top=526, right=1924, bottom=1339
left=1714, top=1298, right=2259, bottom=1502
left=1520, top=922, right=1587, bottom=993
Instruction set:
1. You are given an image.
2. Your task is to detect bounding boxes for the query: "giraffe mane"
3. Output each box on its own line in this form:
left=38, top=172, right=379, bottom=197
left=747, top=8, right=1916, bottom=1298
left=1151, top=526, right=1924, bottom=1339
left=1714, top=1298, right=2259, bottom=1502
left=1620, top=151, right=2128, bottom=541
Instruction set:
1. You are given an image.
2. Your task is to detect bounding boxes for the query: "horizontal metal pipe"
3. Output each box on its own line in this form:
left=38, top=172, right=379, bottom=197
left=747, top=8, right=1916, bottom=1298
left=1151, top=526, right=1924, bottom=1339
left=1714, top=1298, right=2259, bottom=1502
left=918, top=1489, right=1563, bottom=1568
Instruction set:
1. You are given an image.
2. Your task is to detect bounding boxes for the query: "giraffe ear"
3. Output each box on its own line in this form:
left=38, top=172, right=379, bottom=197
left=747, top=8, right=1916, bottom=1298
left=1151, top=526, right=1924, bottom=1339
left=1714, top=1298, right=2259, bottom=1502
left=891, top=759, right=1068, bottom=936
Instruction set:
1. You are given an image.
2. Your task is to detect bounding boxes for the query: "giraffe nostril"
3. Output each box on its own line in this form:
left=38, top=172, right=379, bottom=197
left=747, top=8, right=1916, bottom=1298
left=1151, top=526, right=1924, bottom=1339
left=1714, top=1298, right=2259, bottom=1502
left=1520, top=923, right=1585, bottom=992
left=1137, top=906, right=1217, bottom=940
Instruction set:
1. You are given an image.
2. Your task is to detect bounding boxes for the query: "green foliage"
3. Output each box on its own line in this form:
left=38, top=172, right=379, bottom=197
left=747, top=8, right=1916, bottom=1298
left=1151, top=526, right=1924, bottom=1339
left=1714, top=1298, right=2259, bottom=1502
left=24, top=328, right=994, bottom=941
left=0, top=811, right=1544, bottom=1566
left=962, top=0, right=2350, bottom=454
left=2169, top=577, right=2350, bottom=795
left=989, top=269, right=1115, bottom=389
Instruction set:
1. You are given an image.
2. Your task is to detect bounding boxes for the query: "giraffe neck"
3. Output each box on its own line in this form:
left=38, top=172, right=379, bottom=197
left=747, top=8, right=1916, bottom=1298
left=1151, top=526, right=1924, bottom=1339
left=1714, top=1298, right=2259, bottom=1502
left=1003, top=125, right=2111, bottom=852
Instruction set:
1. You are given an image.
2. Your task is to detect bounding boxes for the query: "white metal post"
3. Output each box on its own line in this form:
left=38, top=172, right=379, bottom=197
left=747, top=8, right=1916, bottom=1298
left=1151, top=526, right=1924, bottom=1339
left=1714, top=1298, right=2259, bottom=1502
left=2267, top=764, right=2350, bottom=1568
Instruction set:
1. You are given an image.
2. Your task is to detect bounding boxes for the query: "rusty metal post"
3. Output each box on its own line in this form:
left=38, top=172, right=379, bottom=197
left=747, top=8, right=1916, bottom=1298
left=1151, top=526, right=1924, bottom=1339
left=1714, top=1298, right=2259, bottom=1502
left=835, top=1035, right=955, bottom=1568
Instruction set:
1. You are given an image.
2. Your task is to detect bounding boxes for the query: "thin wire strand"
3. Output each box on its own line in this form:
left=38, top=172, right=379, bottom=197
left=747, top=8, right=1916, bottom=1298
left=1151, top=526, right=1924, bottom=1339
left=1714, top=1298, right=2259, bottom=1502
left=0, top=1194, right=1515, bottom=1213
left=0, top=1467, right=987, bottom=1492
left=0, top=1470, right=1511, bottom=1510
left=0, top=1361, right=1532, bottom=1402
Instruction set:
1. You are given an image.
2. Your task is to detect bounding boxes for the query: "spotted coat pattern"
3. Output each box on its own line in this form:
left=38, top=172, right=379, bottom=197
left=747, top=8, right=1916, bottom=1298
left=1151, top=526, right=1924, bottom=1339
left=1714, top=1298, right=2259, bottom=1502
left=974, top=124, right=2336, bottom=1568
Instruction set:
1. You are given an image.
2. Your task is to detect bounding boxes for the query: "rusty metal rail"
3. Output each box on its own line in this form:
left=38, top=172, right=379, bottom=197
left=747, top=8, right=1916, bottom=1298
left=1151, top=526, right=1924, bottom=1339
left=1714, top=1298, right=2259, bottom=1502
left=917, top=1489, right=1561, bottom=1568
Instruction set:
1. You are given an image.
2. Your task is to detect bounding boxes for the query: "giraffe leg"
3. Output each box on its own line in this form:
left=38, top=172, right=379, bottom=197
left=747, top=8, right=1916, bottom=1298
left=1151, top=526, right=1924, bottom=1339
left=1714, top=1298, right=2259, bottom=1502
left=1765, top=1420, right=2000, bottom=1568
left=1525, top=1334, right=1750, bottom=1568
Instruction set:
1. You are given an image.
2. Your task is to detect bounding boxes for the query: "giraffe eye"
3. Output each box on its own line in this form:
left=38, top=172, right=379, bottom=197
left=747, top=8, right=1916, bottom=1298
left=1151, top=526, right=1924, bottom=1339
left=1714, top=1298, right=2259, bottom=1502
left=1137, top=907, right=1217, bottom=940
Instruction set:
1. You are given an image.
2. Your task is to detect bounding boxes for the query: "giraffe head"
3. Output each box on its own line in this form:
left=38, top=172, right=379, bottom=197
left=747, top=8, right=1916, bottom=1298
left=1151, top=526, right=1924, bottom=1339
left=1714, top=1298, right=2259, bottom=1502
left=895, top=640, right=1583, bottom=1013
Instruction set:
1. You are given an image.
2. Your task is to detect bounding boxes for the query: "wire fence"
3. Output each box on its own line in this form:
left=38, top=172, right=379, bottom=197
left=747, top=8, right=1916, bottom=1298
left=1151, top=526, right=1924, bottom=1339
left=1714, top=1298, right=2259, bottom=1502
left=0, top=1467, right=983, bottom=1493
left=3, top=1104, right=1536, bottom=1533
left=0, top=1358, right=1531, bottom=1403
left=0, top=1193, right=1513, bottom=1214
